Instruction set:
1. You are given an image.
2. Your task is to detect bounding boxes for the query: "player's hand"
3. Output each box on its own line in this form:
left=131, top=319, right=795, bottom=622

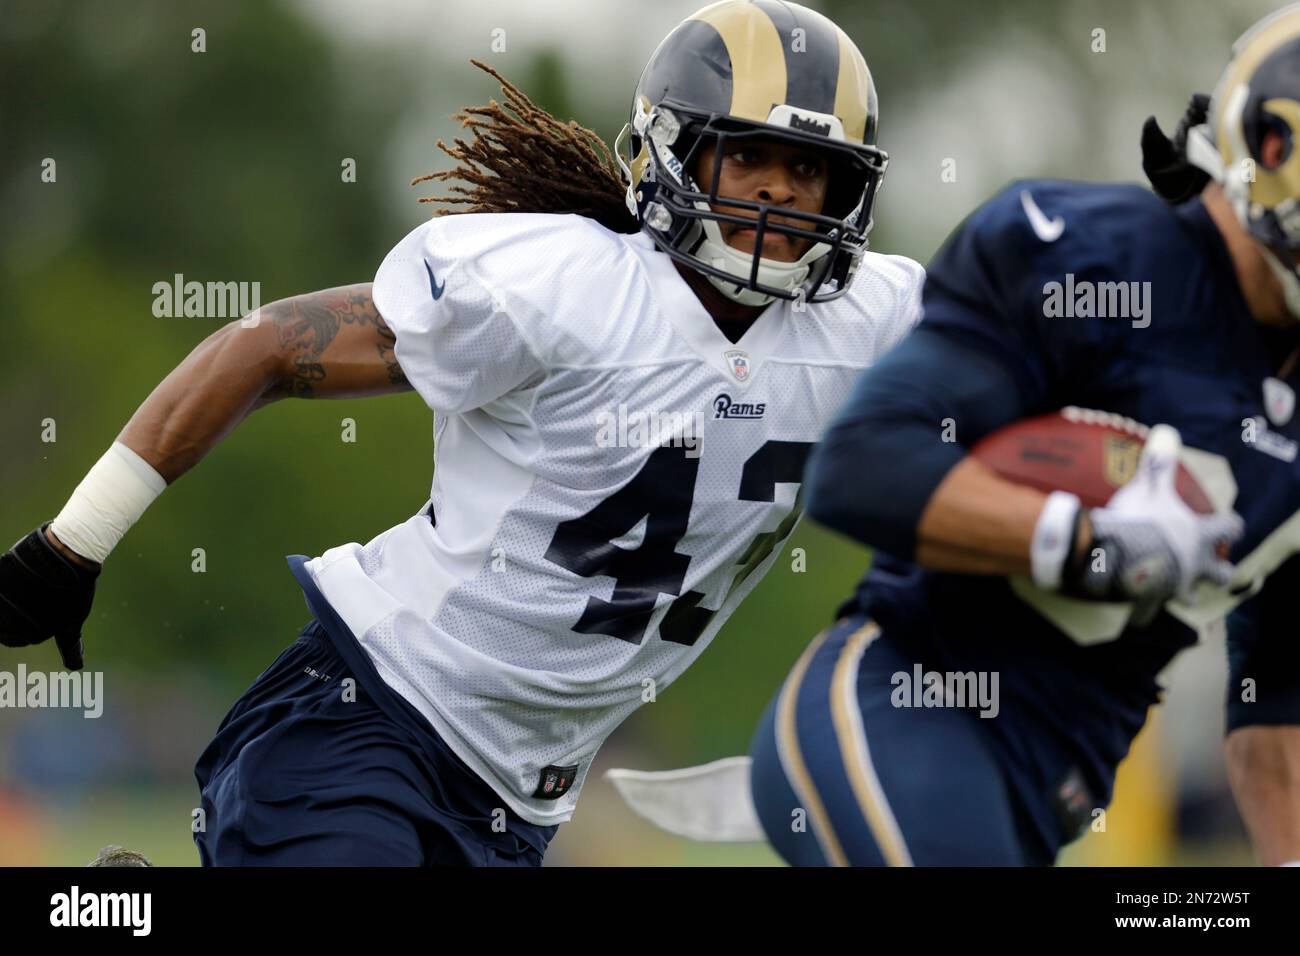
left=1064, top=425, right=1244, bottom=627
left=1142, top=93, right=1211, bottom=205
left=0, top=523, right=100, bottom=670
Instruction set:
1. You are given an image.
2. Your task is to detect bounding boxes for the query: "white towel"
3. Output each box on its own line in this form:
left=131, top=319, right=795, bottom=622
left=604, top=756, right=766, bottom=843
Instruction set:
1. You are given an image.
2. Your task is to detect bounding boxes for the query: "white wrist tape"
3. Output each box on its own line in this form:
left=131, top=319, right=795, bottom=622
left=1031, top=490, right=1082, bottom=591
left=50, top=441, right=167, bottom=563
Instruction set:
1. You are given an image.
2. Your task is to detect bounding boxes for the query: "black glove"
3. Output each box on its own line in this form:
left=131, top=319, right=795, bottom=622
left=0, top=523, right=100, bottom=670
left=1141, top=93, right=1212, bottom=204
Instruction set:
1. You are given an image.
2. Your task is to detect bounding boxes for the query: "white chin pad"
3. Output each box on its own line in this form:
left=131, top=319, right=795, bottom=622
left=696, top=217, right=827, bottom=305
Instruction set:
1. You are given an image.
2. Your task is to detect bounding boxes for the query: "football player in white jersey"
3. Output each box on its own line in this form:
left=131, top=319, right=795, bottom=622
left=0, top=0, right=922, bottom=865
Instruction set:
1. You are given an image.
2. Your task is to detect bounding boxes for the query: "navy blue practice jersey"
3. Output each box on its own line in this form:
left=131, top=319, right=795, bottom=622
left=808, top=180, right=1300, bottom=794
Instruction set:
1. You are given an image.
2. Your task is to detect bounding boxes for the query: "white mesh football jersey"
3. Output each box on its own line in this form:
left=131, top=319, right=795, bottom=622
left=304, top=212, right=923, bottom=824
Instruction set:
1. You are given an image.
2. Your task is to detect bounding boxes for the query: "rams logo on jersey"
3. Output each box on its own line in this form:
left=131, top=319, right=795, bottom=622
left=713, top=393, right=766, bottom=419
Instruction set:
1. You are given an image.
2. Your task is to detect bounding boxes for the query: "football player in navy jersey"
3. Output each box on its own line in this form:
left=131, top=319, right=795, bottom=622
left=748, top=5, right=1300, bottom=866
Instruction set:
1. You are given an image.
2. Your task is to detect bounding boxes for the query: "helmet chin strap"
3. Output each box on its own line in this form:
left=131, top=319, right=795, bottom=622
left=695, top=217, right=829, bottom=306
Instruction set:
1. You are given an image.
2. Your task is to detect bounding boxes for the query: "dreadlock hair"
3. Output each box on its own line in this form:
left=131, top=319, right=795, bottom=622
left=414, top=59, right=639, bottom=235
left=86, top=845, right=152, bottom=867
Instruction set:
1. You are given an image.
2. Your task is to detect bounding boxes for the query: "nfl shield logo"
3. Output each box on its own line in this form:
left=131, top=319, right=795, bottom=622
left=1102, top=435, right=1141, bottom=488
left=532, top=763, right=578, bottom=799
left=724, top=349, right=750, bottom=382
left=1264, top=377, right=1295, bottom=427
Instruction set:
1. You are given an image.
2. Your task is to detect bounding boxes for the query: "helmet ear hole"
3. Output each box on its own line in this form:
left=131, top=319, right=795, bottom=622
left=1261, top=124, right=1291, bottom=170
left=822, top=156, right=868, bottom=220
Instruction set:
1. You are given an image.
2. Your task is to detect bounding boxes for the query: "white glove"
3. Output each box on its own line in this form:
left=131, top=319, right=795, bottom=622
left=1064, top=424, right=1244, bottom=626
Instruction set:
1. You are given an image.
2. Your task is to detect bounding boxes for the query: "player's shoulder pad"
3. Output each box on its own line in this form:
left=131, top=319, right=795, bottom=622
left=854, top=250, right=926, bottom=299
left=419, top=211, right=628, bottom=279
left=380, top=212, right=636, bottom=359
left=923, top=178, right=1205, bottom=333
left=385, top=211, right=630, bottom=304
left=796, top=252, right=925, bottom=366
left=846, top=250, right=926, bottom=332
left=965, top=178, right=1191, bottom=276
left=820, top=250, right=925, bottom=322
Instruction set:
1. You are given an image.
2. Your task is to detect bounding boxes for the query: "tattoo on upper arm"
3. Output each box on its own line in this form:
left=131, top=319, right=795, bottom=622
left=375, top=314, right=405, bottom=387
left=272, top=287, right=407, bottom=397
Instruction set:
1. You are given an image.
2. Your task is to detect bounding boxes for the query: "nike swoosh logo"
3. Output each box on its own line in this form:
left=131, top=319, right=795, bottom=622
left=1020, top=189, right=1065, bottom=242
left=424, top=261, right=445, bottom=300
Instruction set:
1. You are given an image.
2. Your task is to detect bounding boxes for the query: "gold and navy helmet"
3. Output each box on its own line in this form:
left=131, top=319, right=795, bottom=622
left=615, top=0, right=886, bottom=305
left=1188, top=4, right=1300, bottom=313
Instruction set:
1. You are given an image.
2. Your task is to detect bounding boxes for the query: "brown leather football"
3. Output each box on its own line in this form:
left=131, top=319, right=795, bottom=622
left=969, top=407, right=1214, bottom=513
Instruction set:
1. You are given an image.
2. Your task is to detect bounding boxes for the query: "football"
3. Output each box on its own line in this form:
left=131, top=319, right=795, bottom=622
left=969, top=406, right=1215, bottom=513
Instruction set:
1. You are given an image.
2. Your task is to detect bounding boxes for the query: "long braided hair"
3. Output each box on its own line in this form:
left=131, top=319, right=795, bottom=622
left=413, top=59, right=638, bottom=235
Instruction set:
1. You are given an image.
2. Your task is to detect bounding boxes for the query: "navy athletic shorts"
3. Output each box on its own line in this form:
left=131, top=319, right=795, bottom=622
left=193, top=558, right=558, bottom=866
left=748, top=614, right=1114, bottom=866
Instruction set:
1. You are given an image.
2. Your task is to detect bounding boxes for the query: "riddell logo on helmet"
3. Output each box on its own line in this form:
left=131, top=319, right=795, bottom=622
left=767, top=104, right=844, bottom=141
left=788, top=113, right=832, bottom=137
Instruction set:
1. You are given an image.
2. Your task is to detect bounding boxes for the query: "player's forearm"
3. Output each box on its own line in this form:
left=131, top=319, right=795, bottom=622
left=118, top=283, right=399, bottom=482
left=43, top=318, right=284, bottom=570
left=116, top=317, right=283, bottom=484
left=915, top=457, right=1086, bottom=576
left=806, top=326, right=1099, bottom=577
left=46, top=284, right=406, bottom=568
left=806, top=326, right=1031, bottom=561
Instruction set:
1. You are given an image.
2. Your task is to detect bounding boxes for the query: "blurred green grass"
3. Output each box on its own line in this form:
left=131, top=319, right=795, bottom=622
left=3, top=788, right=201, bottom=867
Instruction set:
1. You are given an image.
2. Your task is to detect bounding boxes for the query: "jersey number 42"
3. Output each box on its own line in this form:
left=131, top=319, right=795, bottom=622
left=544, top=441, right=813, bottom=647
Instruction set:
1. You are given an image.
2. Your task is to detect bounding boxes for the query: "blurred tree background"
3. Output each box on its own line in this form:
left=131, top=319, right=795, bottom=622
left=0, top=0, right=1278, bottom=865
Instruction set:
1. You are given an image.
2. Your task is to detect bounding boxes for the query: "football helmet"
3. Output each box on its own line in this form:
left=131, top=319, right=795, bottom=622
left=1188, top=3, right=1300, bottom=316
left=616, top=0, right=887, bottom=306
